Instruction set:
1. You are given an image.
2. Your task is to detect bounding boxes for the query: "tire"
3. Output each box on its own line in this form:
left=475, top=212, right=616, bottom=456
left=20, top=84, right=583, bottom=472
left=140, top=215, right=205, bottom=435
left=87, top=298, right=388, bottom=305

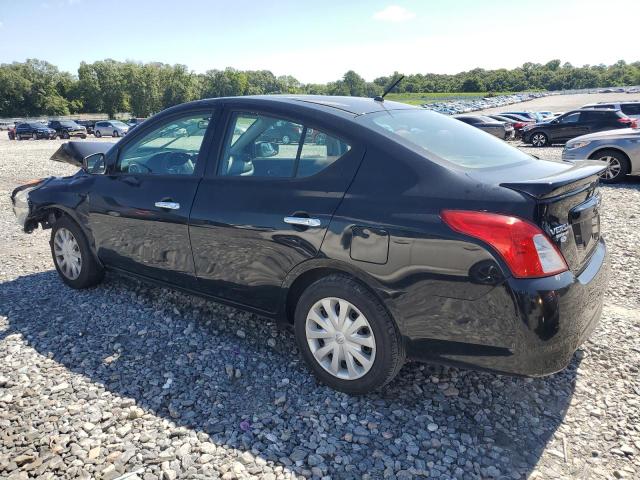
left=95, top=130, right=102, bottom=138
left=294, top=274, right=405, bottom=394
left=113, top=130, right=119, bottom=138
left=281, top=135, right=290, bottom=144
left=50, top=216, right=104, bottom=289
left=32, top=133, right=37, bottom=140
left=81, top=134, right=87, bottom=139
left=590, top=149, right=630, bottom=184
left=315, top=133, right=326, bottom=145
left=62, top=132, right=70, bottom=139
left=530, top=132, right=548, bottom=147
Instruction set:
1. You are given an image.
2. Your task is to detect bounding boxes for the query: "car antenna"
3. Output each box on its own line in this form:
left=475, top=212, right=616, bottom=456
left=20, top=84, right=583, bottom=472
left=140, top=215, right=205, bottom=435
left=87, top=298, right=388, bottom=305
left=374, top=75, right=405, bottom=102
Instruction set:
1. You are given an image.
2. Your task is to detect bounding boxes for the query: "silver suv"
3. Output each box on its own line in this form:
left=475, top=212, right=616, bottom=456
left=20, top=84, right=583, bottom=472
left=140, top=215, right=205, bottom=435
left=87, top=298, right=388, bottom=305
left=580, top=101, right=640, bottom=120
left=94, top=120, right=129, bottom=138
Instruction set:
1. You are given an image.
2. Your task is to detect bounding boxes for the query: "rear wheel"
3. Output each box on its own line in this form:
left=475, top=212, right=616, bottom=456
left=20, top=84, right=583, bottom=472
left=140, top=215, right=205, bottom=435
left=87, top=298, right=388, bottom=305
left=590, top=149, right=630, bottom=183
left=294, top=274, right=405, bottom=394
left=62, top=132, right=70, bottom=139
left=51, top=216, right=104, bottom=289
left=281, top=135, right=290, bottom=144
left=531, top=132, right=548, bottom=147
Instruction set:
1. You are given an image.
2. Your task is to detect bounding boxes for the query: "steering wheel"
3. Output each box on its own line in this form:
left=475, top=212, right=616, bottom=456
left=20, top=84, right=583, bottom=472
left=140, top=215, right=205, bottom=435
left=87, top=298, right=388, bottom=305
left=163, top=152, right=195, bottom=175
left=128, top=162, right=151, bottom=174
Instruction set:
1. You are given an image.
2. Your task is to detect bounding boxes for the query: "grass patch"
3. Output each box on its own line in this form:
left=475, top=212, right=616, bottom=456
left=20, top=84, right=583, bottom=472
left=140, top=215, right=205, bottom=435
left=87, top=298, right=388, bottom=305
left=386, top=92, right=515, bottom=105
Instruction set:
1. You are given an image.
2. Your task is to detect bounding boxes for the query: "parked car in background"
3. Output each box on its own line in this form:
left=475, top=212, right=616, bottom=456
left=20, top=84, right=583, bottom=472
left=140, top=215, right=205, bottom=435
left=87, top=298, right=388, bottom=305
left=501, top=111, right=545, bottom=122
left=258, top=119, right=303, bottom=144
left=580, top=101, right=640, bottom=120
left=48, top=120, right=87, bottom=139
left=563, top=128, right=640, bottom=183
left=15, top=122, right=57, bottom=140
left=496, top=113, right=534, bottom=123
left=94, top=120, right=129, bottom=137
left=523, top=109, right=637, bottom=147
left=454, top=115, right=513, bottom=139
left=0, top=121, right=14, bottom=131
left=11, top=95, right=608, bottom=394
left=75, top=120, right=97, bottom=135
left=487, top=114, right=532, bottom=138
left=127, top=118, right=147, bottom=131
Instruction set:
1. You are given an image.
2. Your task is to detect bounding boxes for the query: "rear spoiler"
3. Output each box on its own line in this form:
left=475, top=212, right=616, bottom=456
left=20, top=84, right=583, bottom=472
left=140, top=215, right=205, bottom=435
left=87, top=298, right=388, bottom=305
left=50, top=141, right=114, bottom=167
left=501, top=161, right=606, bottom=199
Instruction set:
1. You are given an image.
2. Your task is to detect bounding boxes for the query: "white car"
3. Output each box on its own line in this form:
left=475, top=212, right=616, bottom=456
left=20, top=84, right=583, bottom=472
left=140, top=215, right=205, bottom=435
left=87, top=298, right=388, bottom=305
left=94, top=120, right=129, bottom=138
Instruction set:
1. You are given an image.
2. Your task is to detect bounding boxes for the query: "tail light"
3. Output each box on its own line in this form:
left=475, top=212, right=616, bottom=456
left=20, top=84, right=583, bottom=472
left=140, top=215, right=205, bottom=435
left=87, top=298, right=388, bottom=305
left=617, top=117, right=637, bottom=128
left=514, top=122, right=526, bottom=129
left=441, top=210, right=568, bottom=278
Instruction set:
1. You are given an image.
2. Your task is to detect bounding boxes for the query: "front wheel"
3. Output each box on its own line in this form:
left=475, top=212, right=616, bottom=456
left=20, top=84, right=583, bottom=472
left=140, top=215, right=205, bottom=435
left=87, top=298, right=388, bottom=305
left=530, top=132, right=549, bottom=147
left=32, top=133, right=37, bottom=140
left=95, top=130, right=102, bottom=138
left=51, top=216, right=104, bottom=289
left=62, top=132, right=70, bottom=139
left=281, top=135, right=290, bottom=144
left=294, top=275, right=405, bottom=394
left=591, top=149, right=630, bottom=183
left=113, top=130, right=119, bottom=137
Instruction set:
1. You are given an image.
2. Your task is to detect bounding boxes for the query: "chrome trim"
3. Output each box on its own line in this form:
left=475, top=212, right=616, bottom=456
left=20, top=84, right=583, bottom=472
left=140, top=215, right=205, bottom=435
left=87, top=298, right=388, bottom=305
left=284, top=216, right=321, bottom=227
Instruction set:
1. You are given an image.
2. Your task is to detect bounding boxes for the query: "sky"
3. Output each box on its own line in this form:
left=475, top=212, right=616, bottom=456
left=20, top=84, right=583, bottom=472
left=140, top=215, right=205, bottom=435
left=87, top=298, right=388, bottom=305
left=0, top=0, right=638, bottom=83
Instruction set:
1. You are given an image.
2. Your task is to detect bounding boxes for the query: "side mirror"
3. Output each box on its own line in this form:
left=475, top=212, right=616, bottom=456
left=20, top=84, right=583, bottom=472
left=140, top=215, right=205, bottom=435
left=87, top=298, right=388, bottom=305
left=82, top=153, right=106, bottom=174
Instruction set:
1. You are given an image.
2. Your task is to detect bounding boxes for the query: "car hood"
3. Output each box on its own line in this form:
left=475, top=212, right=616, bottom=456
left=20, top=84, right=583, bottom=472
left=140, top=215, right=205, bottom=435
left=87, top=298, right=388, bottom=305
left=50, top=141, right=114, bottom=167
left=567, top=127, right=640, bottom=143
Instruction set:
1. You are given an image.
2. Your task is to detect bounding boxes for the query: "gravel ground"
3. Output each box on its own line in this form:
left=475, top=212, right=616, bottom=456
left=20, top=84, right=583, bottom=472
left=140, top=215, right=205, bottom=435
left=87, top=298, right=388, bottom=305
left=0, top=131, right=639, bottom=480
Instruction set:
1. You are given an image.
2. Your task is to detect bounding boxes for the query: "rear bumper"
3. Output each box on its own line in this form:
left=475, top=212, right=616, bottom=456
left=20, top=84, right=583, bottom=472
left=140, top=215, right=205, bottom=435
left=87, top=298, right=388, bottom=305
left=406, top=237, right=609, bottom=376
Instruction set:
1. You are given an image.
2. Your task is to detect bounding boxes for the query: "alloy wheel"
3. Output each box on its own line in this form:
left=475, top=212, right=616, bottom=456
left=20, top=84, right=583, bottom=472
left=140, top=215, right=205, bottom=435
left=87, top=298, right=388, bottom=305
left=532, top=133, right=547, bottom=147
left=305, top=297, right=376, bottom=380
left=599, top=156, right=622, bottom=180
left=53, top=227, right=82, bottom=280
left=282, top=135, right=290, bottom=144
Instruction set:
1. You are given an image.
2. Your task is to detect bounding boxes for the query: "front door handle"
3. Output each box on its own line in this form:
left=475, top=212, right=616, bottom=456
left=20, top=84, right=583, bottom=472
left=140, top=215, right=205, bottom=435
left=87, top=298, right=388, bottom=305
left=284, top=216, right=321, bottom=227
left=155, top=201, right=180, bottom=210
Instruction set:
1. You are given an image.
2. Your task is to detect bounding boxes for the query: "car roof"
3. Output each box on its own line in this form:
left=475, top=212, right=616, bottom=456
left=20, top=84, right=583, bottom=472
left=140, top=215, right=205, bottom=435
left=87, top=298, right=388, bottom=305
left=192, top=95, right=417, bottom=116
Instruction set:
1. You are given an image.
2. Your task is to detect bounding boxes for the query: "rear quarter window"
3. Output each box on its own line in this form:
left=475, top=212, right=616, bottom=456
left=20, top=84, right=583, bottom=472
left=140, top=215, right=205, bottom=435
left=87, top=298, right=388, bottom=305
left=621, top=104, right=640, bottom=115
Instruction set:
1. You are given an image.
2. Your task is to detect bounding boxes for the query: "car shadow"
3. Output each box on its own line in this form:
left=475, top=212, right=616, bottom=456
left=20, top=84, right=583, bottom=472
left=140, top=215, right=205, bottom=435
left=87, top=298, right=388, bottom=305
left=0, top=271, right=580, bottom=478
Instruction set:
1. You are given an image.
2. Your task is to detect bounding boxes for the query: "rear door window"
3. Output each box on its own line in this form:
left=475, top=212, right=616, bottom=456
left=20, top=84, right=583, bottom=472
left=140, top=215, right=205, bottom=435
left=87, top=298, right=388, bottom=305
left=219, top=112, right=351, bottom=178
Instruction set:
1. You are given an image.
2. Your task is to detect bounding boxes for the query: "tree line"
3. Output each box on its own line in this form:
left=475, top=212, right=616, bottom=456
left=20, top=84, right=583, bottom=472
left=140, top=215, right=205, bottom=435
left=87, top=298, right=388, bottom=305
left=1, top=58, right=638, bottom=118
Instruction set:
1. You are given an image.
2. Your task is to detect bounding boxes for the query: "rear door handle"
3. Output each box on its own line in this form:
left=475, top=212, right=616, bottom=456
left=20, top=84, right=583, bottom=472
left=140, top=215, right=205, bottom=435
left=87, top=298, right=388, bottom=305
left=284, top=216, right=321, bottom=227
left=155, top=201, right=180, bottom=210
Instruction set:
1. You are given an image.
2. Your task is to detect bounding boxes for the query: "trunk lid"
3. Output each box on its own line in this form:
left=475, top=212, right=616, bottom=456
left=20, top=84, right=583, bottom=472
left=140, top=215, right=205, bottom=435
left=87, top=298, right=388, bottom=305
left=500, top=161, right=605, bottom=274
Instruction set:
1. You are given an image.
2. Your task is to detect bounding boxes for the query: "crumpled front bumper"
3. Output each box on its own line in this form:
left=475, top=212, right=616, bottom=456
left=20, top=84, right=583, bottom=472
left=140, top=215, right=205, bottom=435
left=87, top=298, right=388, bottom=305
left=11, top=181, right=45, bottom=232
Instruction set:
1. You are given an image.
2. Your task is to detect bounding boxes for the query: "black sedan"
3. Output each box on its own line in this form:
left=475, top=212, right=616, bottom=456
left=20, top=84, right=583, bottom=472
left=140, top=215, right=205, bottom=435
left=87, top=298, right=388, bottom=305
left=523, top=109, right=637, bottom=147
left=12, top=96, right=609, bottom=394
left=15, top=122, right=57, bottom=140
left=454, top=115, right=513, bottom=140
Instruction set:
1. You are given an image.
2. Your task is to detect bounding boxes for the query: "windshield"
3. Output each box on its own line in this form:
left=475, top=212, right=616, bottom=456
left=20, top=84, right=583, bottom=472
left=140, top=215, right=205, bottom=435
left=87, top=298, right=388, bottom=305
left=360, top=109, right=532, bottom=169
left=111, top=121, right=128, bottom=128
left=59, top=121, right=78, bottom=127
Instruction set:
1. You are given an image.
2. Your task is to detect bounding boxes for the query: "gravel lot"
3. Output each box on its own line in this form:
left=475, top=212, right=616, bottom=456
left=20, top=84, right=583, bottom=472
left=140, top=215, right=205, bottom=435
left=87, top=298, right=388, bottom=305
left=0, top=128, right=639, bottom=480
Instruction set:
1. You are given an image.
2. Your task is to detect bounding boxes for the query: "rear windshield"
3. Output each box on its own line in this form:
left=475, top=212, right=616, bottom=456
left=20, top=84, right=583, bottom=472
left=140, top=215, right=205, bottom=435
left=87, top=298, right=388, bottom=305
left=360, top=109, right=531, bottom=169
